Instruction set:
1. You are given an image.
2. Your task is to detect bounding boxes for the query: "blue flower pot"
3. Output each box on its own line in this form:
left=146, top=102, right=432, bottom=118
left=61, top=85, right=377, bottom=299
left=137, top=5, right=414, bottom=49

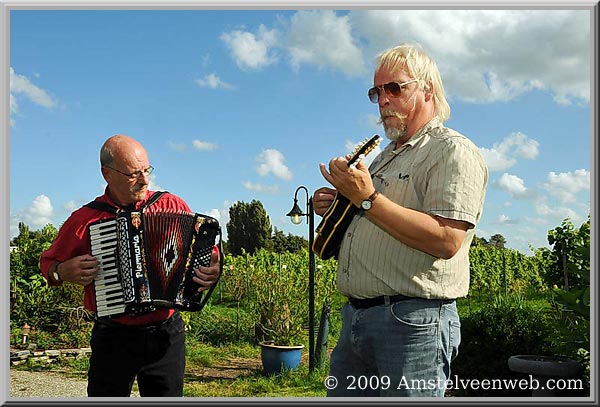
left=259, top=342, right=304, bottom=375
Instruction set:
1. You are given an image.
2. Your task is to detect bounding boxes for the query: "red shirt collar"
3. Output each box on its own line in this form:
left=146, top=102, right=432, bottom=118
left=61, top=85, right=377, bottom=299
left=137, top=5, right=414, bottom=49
left=100, top=187, right=154, bottom=211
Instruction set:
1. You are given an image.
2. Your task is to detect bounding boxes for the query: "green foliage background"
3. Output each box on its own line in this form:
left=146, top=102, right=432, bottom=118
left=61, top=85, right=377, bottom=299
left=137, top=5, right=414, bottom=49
left=9, top=215, right=590, bottom=396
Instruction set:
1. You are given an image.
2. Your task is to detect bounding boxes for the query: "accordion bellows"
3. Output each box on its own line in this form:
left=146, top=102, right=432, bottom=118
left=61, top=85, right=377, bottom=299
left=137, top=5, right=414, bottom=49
left=89, top=210, right=222, bottom=319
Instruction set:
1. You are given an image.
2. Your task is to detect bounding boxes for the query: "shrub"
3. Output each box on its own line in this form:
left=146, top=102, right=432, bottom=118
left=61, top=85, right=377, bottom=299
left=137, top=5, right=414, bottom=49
left=185, top=304, right=256, bottom=345
left=451, top=294, right=555, bottom=396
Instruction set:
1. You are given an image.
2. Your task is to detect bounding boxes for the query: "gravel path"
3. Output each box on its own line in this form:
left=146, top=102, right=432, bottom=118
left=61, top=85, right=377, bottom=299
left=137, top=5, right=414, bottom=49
left=9, top=369, right=140, bottom=398
left=9, top=356, right=262, bottom=398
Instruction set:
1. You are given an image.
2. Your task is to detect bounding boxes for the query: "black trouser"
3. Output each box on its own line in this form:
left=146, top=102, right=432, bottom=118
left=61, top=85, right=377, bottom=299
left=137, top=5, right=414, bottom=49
left=87, top=312, right=186, bottom=397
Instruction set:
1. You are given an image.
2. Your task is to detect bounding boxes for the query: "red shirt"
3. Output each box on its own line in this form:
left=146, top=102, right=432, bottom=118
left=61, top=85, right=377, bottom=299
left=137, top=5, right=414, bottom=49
left=40, top=189, right=192, bottom=326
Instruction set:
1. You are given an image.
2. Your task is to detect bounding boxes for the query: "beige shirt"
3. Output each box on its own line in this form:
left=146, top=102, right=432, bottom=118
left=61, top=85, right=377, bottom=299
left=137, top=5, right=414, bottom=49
left=337, top=118, right=488, bottom=299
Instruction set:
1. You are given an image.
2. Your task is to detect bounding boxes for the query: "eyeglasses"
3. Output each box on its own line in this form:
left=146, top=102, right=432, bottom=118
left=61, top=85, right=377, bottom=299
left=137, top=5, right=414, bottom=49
left=368, top=79, right=418, bottom=103
left=105, top=165, right=154, bottom=180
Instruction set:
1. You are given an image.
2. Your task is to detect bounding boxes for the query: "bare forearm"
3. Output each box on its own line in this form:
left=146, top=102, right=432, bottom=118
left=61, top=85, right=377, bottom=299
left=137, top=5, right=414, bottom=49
left=364, top=193, right=467, bottom=259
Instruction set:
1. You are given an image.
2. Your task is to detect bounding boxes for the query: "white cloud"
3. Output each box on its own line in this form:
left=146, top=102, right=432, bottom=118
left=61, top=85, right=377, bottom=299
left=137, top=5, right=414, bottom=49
left=10, top=67, right=57, bottom=109
left=195, top=73, right=235, bottom=90
left=148, top=174, right=162, bottom=191
left=220, top=25, right=279, bottom=70
left=219, top=10, right=589, bottom=105
left=198, top=201, right=232, bottom=240
left=535, top=201, right=583, bottom=224
left=243, top=181, right=280, bottom=194
left=12, top=195, right=55, bottom=233
left=495, top=173, right=529, bottom=198
left=541, top=169, right=590, bottom=203
left=192, top=140, right=218, bottom=151
left=10, top=67, right=57, bottom=126
left=63, top=200, right=79, bottom=213
left=10, top=93, right=18, bottom=114
left=496, top=214, right=518, bottom=225
left=206, top=208, right=221, bottom=221
left=480, top=132, right=539, bottom=172
left=285, top=10, right=366, bottom=76
left=350, top=10, right=589, bottom=105
left=255, top=149, right=293, bottom=180
left=168, top=141, right=188, bottom=152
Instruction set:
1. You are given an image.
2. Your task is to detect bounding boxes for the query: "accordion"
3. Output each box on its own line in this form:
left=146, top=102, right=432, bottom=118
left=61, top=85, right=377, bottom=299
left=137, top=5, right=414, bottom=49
left=89, top=210, right=222, bottom=319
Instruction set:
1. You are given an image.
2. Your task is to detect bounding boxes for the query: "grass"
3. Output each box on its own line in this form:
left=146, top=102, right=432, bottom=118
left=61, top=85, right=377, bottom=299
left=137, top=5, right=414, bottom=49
left=42, top=334, right=331, bottom=397
left=19, top=292, right=567, bottom=397
left=184, top=364, right=330, bottom=397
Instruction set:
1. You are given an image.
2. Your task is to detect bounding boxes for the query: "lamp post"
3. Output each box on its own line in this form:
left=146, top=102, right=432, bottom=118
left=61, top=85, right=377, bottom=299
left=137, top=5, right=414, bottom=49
left=286, top=185, right=316, bottom=372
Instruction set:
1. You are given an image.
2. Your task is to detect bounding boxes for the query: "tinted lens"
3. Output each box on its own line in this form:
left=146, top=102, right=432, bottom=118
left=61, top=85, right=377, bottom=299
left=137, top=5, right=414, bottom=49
left=368, top=87, right=380, bottom=103
left=383, top=82, right=402, bottom=97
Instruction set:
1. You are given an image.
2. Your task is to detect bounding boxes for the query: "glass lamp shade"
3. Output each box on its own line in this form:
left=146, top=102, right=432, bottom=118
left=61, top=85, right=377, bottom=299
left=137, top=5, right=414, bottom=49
left=286, top=201, right=305, bottom=225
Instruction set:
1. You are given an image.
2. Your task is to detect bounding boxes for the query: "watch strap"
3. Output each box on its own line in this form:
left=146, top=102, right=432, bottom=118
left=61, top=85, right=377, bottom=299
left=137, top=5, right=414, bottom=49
left=367, top=190, right=379, bottom=203
left=51, top=262, right=62, bottom=282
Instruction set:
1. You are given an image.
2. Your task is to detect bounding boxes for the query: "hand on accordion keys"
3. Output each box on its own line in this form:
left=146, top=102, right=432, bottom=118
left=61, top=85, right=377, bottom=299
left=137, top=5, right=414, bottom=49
left=191, top=245, right=221, bottom=292
left=54, top=254, right=99, bottom=286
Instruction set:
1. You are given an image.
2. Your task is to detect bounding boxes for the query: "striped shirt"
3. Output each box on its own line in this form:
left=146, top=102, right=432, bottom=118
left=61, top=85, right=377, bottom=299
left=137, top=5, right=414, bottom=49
left=336, top=118, right=488, bottom=299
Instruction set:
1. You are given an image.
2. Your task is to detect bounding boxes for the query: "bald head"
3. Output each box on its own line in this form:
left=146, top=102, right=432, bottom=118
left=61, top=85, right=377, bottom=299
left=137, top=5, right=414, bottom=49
left=100, top=134, right=147, bottom=168
left=100, top=134, right=151, bottom=206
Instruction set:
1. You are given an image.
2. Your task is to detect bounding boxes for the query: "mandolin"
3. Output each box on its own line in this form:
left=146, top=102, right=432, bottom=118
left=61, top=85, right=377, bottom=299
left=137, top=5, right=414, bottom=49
left=312, top=134, right=382, bottom=260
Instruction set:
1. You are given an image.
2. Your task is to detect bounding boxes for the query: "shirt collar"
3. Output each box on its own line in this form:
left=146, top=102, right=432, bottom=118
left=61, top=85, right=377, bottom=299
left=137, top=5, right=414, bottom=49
left=390, top=116, right=442, bottom=152
left=101, top=187, right=152, bottom=210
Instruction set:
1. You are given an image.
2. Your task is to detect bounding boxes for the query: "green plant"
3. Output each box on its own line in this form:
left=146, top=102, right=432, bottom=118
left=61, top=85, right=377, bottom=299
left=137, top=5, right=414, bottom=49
left=186, top=304, right=256, bottom=345
left=451, top=294, right=555, bottom=396
left=249, top=250, right=307, bottom=346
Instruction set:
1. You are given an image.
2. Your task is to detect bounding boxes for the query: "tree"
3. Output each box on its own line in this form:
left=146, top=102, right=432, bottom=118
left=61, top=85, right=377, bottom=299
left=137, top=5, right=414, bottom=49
left=226, top=200, right=272, bottom=255
left=270, top=227, right=308, bottom=253
left=547, top=216, right=590, bottom=290
left=471, top=235, right=488, bottom=247
left=489, top=234, right=506, bottom=249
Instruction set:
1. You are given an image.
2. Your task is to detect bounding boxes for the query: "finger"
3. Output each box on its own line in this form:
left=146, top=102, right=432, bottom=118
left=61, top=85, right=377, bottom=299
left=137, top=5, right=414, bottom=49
left=80, top=260, right=99, bottom=270
left=192, top=273, right=217, bottom=285
left=78, top=254, right=97, bottom=262
left=79, top=274, right=92, bottom=286
left=79, top=256, right=99, bottom=265
left=209, top=247, right=220, bottom=265
left=316, top=187, right=336, bottom=198
left=329, top=157, right=349, bottom=175
left=319, top=163, right=335, bottom=184
left=355, top=160, right=369, bottom=172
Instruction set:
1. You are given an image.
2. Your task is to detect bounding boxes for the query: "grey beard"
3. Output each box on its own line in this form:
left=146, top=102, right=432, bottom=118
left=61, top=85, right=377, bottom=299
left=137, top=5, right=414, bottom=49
left=384, top=124, right=408, bottom=141
left=379, top=110, right=408, bottom=142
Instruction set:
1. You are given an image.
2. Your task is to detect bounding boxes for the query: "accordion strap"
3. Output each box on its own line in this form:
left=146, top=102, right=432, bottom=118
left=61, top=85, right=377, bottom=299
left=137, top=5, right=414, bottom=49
left=84, top=191, right=169, bottom=214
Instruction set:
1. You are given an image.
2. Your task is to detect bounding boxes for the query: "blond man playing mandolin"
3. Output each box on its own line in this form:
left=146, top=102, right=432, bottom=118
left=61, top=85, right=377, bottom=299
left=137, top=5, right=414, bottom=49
left=314, top=43, right=488, bottom=397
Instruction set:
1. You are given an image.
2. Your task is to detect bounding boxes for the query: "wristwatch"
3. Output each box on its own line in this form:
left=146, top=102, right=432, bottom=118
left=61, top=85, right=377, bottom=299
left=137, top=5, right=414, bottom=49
left=360, top=191, right=380, bottom=211
left=51, top=262, right=62, bottom=282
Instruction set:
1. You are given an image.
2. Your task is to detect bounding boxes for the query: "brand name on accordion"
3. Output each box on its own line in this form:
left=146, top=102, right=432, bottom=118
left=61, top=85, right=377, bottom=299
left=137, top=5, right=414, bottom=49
left=132, top=235, right=144, bottom=278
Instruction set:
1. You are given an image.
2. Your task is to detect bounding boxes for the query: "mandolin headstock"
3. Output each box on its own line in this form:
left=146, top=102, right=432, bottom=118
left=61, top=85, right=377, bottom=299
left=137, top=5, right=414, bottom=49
left=347, top=134, right=382, bottom=167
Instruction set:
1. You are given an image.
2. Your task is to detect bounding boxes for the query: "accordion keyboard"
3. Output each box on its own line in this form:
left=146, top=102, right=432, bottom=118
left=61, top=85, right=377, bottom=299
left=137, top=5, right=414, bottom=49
left=89, top=219, right=127, bottom=318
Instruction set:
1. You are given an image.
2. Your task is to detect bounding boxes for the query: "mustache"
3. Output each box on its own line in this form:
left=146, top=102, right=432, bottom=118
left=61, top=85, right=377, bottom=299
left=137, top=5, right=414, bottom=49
left=378, top=110, right=407, bottom=125
left=130, top=184, right=148, bottom=194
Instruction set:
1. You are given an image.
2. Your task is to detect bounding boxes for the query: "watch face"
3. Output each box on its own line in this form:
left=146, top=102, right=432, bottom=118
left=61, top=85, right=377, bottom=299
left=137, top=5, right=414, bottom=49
left=52, top=271, right=60, bottom=282
left=361, top=200, right=372, bottom=210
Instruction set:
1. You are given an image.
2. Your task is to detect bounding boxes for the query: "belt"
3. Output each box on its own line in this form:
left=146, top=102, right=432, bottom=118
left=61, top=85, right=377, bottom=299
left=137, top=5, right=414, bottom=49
left=95, top=313, right=176, bottom=332
left=348, top=294, right=414, bottom=309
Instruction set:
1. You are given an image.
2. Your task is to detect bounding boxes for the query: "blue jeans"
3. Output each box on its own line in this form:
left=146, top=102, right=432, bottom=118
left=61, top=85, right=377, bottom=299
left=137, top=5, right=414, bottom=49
left=328, top=298, right=461, bottom=397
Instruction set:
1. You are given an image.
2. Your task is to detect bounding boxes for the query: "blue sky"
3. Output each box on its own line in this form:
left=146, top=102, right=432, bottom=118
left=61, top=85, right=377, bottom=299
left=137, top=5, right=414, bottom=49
left=8, top=8, right=592, bottom=255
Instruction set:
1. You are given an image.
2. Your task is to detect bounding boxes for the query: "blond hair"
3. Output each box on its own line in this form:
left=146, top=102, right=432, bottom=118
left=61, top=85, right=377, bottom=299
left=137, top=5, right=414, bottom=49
left=375, top=43, right=450, bottom=122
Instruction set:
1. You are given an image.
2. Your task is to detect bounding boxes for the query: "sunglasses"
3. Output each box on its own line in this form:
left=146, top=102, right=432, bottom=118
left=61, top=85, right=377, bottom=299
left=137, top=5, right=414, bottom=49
left=368, top=79, right=418, bottom=103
